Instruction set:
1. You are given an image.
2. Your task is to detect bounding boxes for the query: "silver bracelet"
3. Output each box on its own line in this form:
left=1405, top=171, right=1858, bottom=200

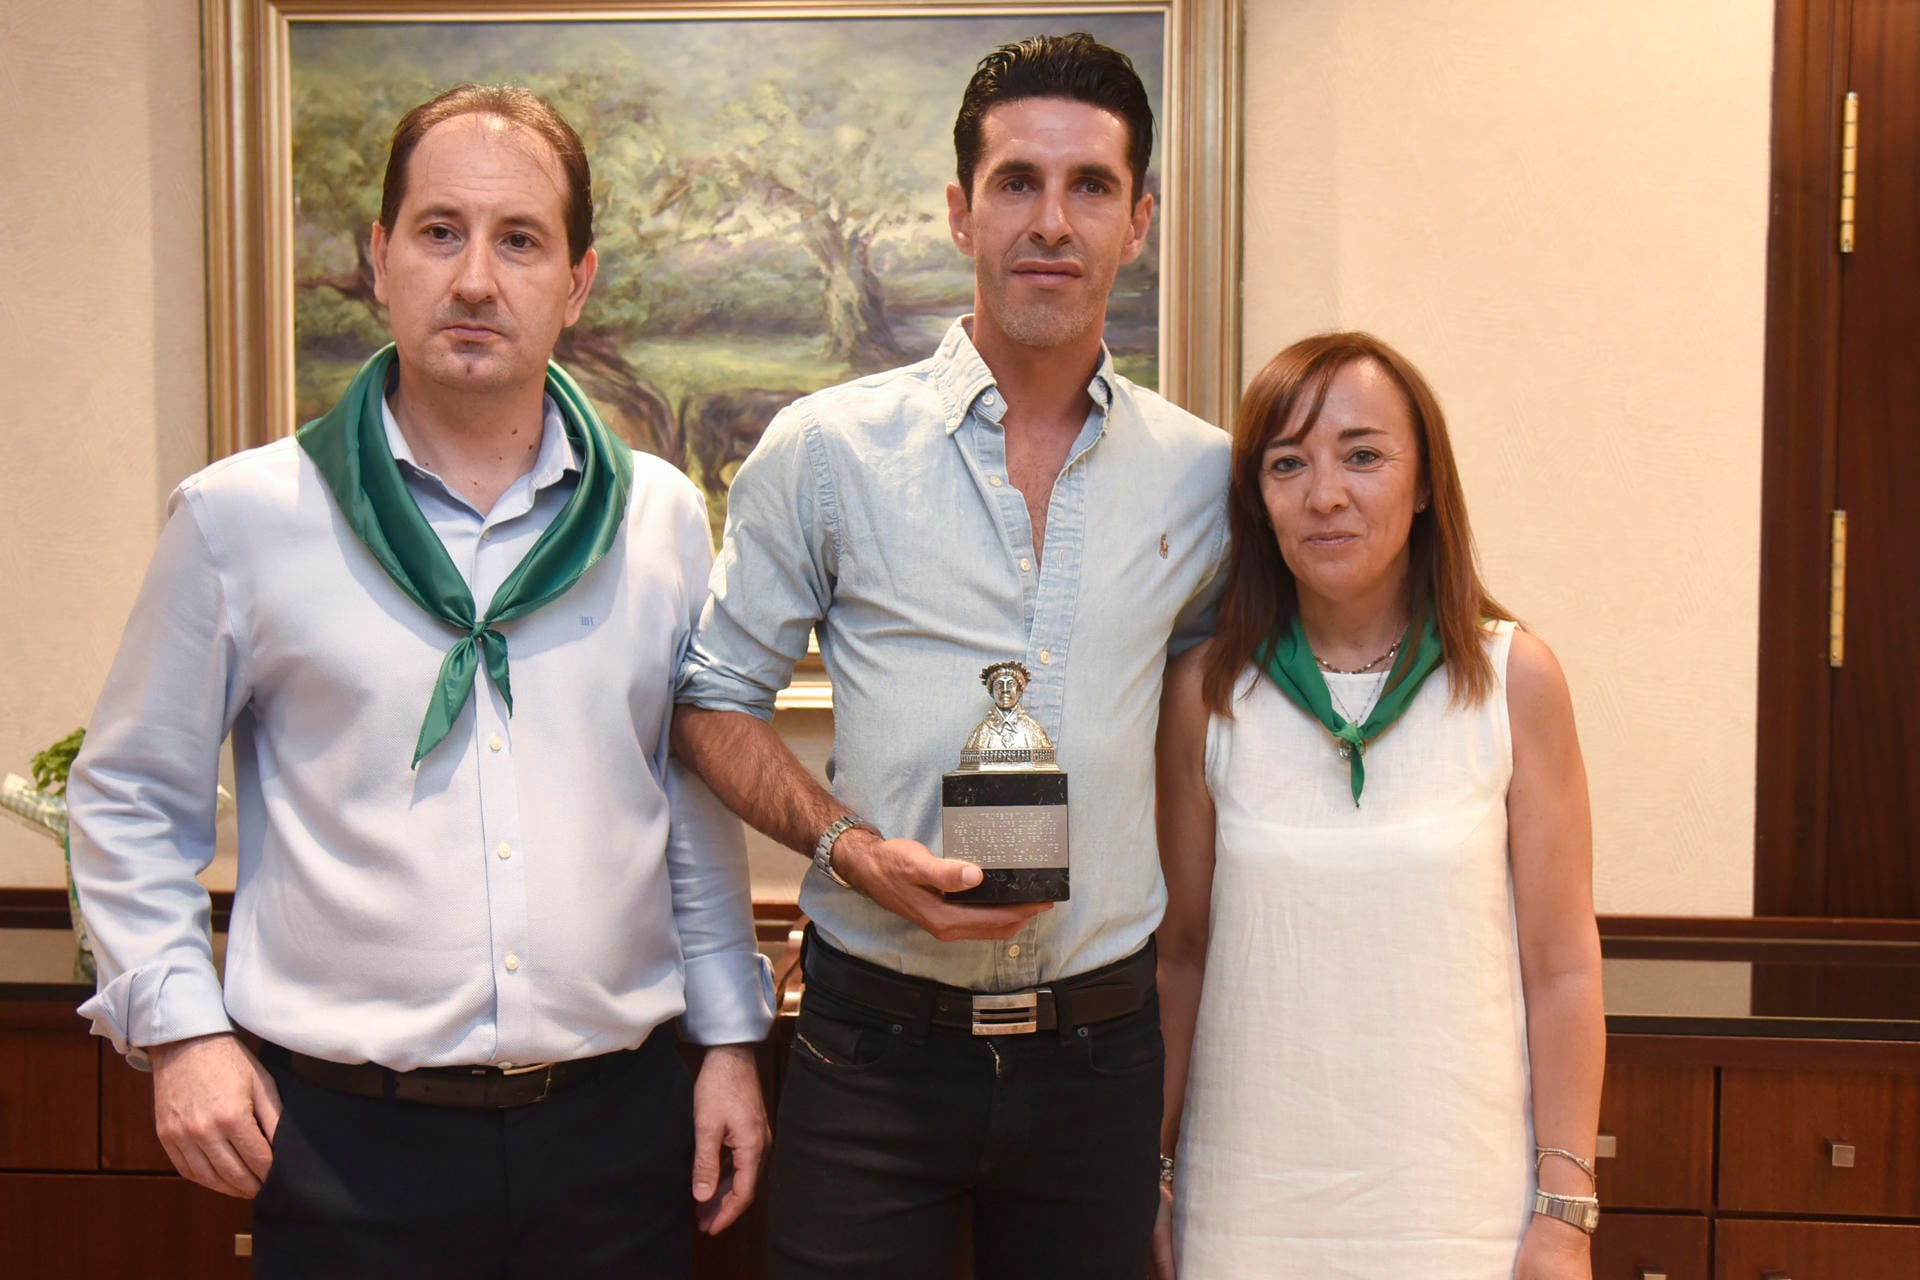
left=1158, top=1153, right=1176, bottom=1185
left=1534, top=1146, right=1597, bottom=1186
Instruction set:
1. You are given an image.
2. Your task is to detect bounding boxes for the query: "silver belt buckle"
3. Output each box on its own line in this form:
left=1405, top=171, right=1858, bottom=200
left=499, top=1060, right=556, bottom=1103
left=971, top=990, right=1040, bottom=1036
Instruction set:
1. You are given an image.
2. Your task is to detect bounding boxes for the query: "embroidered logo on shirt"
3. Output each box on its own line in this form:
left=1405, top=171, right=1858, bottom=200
left=580, top=615, right=596, bottom=627
left=1159, top=533, right=1169, bottom=559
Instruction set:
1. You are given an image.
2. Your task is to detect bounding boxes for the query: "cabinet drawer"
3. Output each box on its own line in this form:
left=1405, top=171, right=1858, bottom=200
left=0, top=1172, right=252, bottom=1277
left=0, top=1028, right=99, bottom=1170
left=1597, top=1063, right=1714, bottom=1209
left=1593, top=1211, right=1709, bottom=1280
left=1715, top=1218, right=1920, bottom=1280
left=1719, top=1069, right=1920, bottom=1216
left=101, top=1042, right=174, bottom=1171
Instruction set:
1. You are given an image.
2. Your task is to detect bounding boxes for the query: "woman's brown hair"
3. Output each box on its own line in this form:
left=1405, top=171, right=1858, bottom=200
left=1202, top=331, right=1513, bottom=715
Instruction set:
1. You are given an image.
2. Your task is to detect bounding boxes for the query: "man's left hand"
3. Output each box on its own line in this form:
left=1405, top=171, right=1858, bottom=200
left=690, top=1043, right=769, bottom=1235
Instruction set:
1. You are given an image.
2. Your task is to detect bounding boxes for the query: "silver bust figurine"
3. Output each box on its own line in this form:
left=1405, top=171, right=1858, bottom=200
left=957, top=662, right=1058, bottom=771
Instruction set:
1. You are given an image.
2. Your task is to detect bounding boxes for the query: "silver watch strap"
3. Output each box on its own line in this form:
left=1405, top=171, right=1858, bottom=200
left=1530, top=1188, right=1600, bottom=1234
left=812, top=814, right=873, bottom=889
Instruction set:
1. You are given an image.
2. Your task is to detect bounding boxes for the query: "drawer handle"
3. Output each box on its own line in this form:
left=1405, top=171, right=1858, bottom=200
left=235, top=1234, right=253, bottom=1257
left=1595, top=1131, right=1618, bottom=1160
left=1828, top=1139, right=1856, bottom=1168
left=1763, top=1272, right=1792, bottom=1280
left=1639, top=1271, right=1667, bottom=1280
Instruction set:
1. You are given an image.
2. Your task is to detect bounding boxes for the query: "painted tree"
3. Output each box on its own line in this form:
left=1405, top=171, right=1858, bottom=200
left=711, top=78, right=937, bottom=371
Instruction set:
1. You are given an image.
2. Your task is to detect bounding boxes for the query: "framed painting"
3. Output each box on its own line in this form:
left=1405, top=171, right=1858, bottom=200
left=204, top=0, right=1243, bottom=473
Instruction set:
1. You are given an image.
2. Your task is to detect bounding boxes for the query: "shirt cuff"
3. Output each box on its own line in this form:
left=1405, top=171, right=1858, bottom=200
left=677, top=950, right=777, bottom=1045
left=79, top=959, right=234, bottom=1071
left=675, top=662, right=781, bottom=723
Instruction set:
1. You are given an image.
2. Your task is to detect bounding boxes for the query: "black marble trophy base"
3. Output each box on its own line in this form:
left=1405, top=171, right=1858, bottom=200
left=941, top=770, right=1070, bottom=904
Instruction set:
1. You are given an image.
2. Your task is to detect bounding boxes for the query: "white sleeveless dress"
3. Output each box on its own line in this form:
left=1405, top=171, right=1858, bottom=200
left=1172, top=622, right=1534, bottom=1278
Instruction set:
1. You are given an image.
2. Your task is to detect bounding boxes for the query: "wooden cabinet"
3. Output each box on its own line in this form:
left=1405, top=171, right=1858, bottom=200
left=1601, top=1035, right=1920, bottom=1280
left=1714, top=1218, right=1920, bottom=1279
left=1719, top=1069, right=1920, bottom=1218
left=1593, top=1212, right=1710, bottom=1280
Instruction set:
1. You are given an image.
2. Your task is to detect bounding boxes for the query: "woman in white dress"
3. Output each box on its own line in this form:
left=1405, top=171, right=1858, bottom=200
left=1151, top=333, right=1604, bottom=1279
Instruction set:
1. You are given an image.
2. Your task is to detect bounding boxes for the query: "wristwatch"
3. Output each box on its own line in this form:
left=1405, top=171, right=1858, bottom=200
left=812, top=814, right=875, bottom=890
left=1530, top=1188, right=1600, bottom=1234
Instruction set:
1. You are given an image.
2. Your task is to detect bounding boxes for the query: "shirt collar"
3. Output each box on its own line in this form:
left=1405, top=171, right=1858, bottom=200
left=381, top=393, right=580, bottom=492
left=931, top=316, right=1117, bottom=435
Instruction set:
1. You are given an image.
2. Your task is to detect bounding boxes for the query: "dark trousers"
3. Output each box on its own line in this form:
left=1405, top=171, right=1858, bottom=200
left=767, top=943, right=1164, bottom=1280
left=251, top=1029, right=693, bottom=1280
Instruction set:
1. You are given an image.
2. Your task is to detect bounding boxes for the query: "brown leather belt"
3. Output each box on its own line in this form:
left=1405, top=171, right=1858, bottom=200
left=259, top=1041, right=638, bottom=1110
left=802, top=927, right=1155, bottom=1037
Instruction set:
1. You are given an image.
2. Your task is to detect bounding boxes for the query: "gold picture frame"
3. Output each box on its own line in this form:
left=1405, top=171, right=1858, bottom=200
left=204, top=0, right=1242, bottom=448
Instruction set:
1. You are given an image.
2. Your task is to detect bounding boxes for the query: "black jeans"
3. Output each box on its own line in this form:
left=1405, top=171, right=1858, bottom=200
left=767, top=949, right=1164, bottom=1280
left=250, top=1029, right=693, bottom=1280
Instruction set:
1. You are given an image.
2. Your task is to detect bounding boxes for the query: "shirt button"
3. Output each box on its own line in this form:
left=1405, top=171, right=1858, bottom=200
left=504, top=953, right=520, bottom=973
left=983, top=392, right=998, bottom=406
left=989, top=475, right=1004, bottom=487
left=1007, top=943, right=1022, bottom=958
left=1019, top=557, right=1032, bottom=573
left=488, top=735, right=504, bottom=752
left=480, top=529, right=493, bottom=542
left=1039, top=649, right=1053, bottom=665
left=496, top=842, right=512, bottom=860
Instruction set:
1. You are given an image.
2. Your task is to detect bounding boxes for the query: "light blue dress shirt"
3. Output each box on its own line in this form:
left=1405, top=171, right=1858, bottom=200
left=72, top=396, right=774, bottom=1071
left=678, top=319, right=1230, bottom=991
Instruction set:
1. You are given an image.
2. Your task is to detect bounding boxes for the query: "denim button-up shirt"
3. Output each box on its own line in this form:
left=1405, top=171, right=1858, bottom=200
left=679, top=319, right=1230, bottom=990
left=71, top=397, right=773, bottom=1070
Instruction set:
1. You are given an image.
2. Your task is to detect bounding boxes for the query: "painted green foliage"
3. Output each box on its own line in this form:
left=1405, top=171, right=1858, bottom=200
left=290, top=14, right=1165, bottom=533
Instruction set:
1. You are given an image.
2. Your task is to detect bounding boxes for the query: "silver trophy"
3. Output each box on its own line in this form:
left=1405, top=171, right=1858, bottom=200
left=941, top=662, right=1070, bottom=903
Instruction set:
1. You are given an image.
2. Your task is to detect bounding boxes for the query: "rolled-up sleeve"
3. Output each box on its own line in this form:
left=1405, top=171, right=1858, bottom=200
left=662, top=484, right=775, bottom=1045
left=676, top=404, right=836, bottom=719
left=70, top=487, right=250, bottom=1068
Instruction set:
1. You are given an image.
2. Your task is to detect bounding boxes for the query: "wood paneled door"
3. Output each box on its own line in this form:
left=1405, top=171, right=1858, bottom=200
left=1757, top=0, right=1920, bottom=917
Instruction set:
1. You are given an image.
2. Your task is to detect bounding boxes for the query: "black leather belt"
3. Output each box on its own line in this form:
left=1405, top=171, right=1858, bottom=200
left=259, top=1041, right=637, bottom=1110
left=802, top=928, right=1155, bottom=1037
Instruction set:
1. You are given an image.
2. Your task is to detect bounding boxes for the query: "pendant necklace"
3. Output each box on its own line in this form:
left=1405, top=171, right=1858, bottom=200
left=1327, top=670, right=1390, bottom=760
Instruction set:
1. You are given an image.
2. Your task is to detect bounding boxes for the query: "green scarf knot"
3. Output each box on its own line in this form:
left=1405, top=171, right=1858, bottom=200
left=1256, top=612, right=1446, bottom=805
left=297, top=345, right=633, bottom=767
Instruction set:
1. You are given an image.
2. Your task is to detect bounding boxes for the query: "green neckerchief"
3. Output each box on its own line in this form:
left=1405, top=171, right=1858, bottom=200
left=1257, top=612, right=1445, bottom=806
left=297, top=344, right=633, bottom=767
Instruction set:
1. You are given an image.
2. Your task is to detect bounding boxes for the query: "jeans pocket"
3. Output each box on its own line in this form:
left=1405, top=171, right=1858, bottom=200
left=790, top=1004, right=898, bottom=1073
left=1077, top=1004, right=1165, bottom=1078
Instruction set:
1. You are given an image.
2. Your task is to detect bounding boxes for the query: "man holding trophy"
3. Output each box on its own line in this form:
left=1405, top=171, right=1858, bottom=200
left=674, top=33, right=1229, bottom=1279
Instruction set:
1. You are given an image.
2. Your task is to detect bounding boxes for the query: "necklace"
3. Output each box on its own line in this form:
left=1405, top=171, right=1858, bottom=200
left=1314, top=637, right=1401, bottom=675
left=1326, top=670, right=1390, bottom=759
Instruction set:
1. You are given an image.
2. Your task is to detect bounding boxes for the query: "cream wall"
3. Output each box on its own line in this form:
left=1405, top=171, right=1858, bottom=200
left=1239, top=0, right=1773, bottom=914
left=2, top=0, right=1773, bottom=913
left=0, top=0, right=208, bottom=885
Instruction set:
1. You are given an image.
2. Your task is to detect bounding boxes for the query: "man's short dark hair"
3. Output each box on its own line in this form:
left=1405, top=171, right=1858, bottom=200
left=380, top=83, right=594, bottom=265
left=953, top=32, right=1154, bottom=204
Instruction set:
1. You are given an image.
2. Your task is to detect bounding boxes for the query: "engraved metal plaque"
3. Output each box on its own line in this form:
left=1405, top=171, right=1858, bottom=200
left=942, top=662, right=1070, bottom=903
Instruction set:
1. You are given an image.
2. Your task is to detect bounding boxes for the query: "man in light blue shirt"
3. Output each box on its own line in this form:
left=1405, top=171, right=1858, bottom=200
left=674, top=33, right=1229, bottom=1280
left=69, top=85, right=772, bottom=1278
